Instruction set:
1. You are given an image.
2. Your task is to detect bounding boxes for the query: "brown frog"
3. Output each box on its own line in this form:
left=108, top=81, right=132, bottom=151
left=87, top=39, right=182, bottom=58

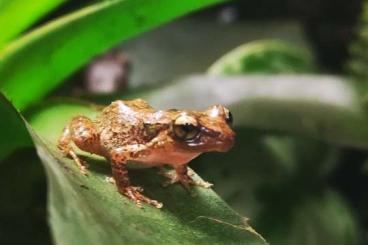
left=58, top=99, right=235, bottom=208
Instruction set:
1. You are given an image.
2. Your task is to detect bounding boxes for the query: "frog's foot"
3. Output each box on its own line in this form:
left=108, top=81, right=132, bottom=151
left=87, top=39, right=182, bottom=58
left=66, top=149, right=89, bottom=175
left=119, top=186, right=163, bottom=209
left=58, top=122, right=91, bottom=175
left=193, top=178, right=213, bottom=189
left=158, top=168, right=182, bottom=187
left=110, top=160, right=162, bottom=208
left=105, top=176, right=115, bottom=184
left=166, top=174, right=213, bottom=191
left=160, top=167, right=213, bottom=191
left=106, top=177, right=163, bottom=208
left=157, top=167, right=175, bottom=180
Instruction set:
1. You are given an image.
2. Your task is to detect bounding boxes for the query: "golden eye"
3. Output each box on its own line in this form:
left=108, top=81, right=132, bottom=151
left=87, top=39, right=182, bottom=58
left=224, top=108, right=233, bottom=125
left=173, top=115, right=199, bottom=141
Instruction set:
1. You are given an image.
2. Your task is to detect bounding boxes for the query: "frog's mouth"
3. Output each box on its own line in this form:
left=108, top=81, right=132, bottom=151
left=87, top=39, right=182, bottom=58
left=216, top=135, right=235, bottom=152
left=185, top=138, right=234, bottom=152
left=185, top=129, right=235, bottom=153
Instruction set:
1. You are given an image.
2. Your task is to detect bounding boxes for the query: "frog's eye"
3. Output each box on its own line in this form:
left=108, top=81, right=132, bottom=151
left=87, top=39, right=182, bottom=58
left=224, top=108, right=233, bottom=126
left=173, top=115, right=199, bottom=141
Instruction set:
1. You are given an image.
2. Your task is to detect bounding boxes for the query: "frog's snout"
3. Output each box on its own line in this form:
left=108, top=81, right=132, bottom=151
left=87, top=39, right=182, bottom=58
left=216, top=133, right=235, bottom=152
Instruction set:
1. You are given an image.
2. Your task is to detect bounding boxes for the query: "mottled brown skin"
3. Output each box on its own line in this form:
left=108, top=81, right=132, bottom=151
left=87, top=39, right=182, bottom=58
left=58, top=99, right=235, bottom=208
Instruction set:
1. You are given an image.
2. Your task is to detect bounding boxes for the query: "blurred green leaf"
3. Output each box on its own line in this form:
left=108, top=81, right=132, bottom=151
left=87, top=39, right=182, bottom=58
left=256, top=190, right=358, bottom=245
left=207, top=40, right=315, bottom=75
left=116, top=75, right=368, bottom=150
left=0, top=149, right=51, bottom=244
left=26, top=100, right=266, bottom=245
left=0, top=0, right=65, bottom=48
left=0, top=93, right=32, bottom=160
left=346, top=1, right=368, bottom=83
left=0, top=0, right=225, bottom=110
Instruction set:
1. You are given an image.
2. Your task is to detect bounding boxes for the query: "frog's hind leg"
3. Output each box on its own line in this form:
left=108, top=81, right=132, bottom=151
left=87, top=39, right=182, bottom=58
left=58, top=116, right=100, bottom=175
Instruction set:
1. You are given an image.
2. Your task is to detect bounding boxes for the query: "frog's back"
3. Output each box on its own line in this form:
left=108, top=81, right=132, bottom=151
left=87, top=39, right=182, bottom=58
left=96, top=99, right=155, bottom=150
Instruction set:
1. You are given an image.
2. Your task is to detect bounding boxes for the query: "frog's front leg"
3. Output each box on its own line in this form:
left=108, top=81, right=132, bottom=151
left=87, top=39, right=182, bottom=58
left=58, top=116, right=101, bottom=175
left=109, top=148, right=163, bottom=209
left=162, top=165, right=213, bottom=191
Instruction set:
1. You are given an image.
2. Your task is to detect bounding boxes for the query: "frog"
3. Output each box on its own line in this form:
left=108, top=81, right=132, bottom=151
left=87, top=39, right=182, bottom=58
left=58, top=99, right=235, bottom=208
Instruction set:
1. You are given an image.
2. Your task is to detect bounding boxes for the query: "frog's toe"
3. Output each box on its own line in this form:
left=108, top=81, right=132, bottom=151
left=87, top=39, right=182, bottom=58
left=157, top=167, right=175, bottom=179
left=121, top=186, right=163, bottom=209
left=79, top=164, right=89, bottom=175
left=163, top=173, right=212, bottom=190
left=105, top=176, right=115, bottom=184
left=162, top=176, right=179, bottom=187
left=192, top=179, right=213, bottom=188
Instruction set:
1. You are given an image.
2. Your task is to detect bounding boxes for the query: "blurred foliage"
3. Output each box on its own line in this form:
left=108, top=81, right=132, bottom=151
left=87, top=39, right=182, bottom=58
left=347, top=0, right=368, bottom=80
left=0, top=149, right=50, bottom=244
left=217, top=0, right=361, bottom=71
left=208, top=40, right=315, bottom=75
left=0, top=0, right=225, bottom=110
left=0, top=0, right=65, bottom=48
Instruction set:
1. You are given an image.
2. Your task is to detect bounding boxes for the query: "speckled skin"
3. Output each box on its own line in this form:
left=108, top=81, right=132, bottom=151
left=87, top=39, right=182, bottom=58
left=58, top=99, right=235, bottom=208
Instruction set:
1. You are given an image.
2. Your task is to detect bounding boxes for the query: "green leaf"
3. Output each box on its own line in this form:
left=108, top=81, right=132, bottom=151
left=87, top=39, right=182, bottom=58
left=0, top=0, right=226, bottom=110
left=0, top=93, right=32, bottom=160
left=0, top=149, right=51, bottom=244
left=2, top=98, right=265, bottom=244
left=207, top=40, right=315, bottom=75
left=0, top=0, right=65, bottom=48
